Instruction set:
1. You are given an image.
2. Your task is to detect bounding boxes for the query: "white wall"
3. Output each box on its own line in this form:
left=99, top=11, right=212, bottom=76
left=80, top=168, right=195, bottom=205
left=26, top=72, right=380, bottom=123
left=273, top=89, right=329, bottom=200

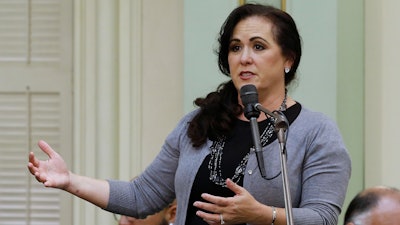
left=183, top=0, right=237, bottom=112
left=288, top=1, right=338, bottom=119
left=365, top=0, right=400, bottom=188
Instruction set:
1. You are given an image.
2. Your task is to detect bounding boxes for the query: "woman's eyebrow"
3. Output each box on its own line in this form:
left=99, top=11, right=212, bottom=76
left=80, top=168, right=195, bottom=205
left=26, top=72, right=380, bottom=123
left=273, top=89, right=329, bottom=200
left=229, top=36, right=269, bottom=44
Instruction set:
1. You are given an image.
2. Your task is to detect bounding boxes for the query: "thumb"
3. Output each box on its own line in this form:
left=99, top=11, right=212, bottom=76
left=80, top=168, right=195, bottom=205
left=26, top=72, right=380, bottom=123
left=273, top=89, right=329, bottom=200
left=38, top=140, right=58, bottom=159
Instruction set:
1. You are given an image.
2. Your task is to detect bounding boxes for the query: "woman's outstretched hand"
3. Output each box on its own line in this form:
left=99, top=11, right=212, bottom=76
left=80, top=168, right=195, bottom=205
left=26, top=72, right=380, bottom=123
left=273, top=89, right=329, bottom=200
left=27, top=140, right=70, bottom=189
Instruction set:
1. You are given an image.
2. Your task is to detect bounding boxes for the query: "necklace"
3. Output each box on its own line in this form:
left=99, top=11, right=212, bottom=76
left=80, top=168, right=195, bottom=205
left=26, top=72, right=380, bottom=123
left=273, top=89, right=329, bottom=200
left=208, top=89, right=288, bottom=187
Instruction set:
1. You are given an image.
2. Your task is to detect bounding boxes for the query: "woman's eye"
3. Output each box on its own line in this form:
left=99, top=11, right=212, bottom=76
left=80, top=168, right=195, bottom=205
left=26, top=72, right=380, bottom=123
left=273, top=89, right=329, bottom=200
left=254, top=44, right=265, bottom=50
left=230, top=45, right=241, bottom=52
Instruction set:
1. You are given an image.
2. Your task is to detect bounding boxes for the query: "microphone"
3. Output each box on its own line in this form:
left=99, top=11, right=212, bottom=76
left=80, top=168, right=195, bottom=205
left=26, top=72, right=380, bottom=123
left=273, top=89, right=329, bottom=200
left=239, top=84, right=266, bottom=178
left=240, top=84, right=261, bottom=120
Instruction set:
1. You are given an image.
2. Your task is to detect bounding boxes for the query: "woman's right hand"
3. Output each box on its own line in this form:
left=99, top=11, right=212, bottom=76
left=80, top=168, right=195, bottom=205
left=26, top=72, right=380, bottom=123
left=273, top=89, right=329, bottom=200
left=27, top=140, right=71, bottom=190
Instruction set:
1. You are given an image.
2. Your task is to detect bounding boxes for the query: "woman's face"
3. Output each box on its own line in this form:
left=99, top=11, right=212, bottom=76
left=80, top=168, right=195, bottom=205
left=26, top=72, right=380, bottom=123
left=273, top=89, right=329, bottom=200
left=228, top=16, right=292, bottom=99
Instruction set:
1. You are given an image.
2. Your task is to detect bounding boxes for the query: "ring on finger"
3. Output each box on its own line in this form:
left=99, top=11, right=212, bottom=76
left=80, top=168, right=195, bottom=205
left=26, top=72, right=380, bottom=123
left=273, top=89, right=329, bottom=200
left=220, top=214, right=225, bottom=224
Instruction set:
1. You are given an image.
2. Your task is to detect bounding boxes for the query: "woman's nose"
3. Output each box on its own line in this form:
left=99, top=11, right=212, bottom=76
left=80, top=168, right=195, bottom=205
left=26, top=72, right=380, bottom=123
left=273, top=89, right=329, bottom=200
left=240, top=48, right=253, bottom=65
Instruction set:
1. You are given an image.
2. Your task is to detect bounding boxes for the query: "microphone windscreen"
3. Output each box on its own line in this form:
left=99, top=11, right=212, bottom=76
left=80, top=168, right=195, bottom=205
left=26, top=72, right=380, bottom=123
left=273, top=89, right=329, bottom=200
left=239, top=84, right=260, bottom=119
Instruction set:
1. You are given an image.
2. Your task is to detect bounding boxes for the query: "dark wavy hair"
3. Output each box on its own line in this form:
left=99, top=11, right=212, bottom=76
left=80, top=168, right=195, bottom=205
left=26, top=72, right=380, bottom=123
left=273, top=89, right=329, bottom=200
left=188, top=4, right=302, bottom=147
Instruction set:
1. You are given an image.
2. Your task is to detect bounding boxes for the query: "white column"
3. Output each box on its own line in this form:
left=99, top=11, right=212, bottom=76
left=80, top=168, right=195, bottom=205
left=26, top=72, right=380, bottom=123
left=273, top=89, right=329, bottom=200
left=365, top=0, right=400, bottom=188
left=118, top=0, right=144, bottom=180
left=73, top=0, right=99, bottom=224
left=73, top=0, right=119, bottom=224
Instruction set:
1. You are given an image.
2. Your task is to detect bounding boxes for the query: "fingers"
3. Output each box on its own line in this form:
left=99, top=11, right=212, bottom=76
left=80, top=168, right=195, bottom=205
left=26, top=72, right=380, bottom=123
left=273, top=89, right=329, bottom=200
left=27, top=145, right=49, bottom=184
left=27, top=162, right=47, bottom=184
left=225, top=178, right=244, bottom=195
left=27, top=152, right=39, bottom=174
left=198, top=179, right=244, bottom=206
left=194, top=197, right=222, bottom=214
left=194, top=179, right=254, bottom=224
left=195, top=210, right=222, bottom=225
left=27, top=162, right=36, bottom=176
left=194, top=192, right=230, bottom=224
left=37, top=170, right=48, bottom=184
left=195, top=179, right=242, bottom=213
left=27, top=152, right=44, bottom=182
left=28, top=151, right=37, bottom=166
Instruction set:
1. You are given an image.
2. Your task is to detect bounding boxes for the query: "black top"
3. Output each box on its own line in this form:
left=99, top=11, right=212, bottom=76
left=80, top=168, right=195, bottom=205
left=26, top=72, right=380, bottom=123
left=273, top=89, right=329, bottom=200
left=185, top=103, right=301, bottom=225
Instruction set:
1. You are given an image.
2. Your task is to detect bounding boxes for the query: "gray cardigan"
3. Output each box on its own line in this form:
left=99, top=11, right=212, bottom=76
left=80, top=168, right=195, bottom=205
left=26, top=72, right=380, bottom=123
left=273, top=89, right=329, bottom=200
left=106, top=106, right=351, bottom=225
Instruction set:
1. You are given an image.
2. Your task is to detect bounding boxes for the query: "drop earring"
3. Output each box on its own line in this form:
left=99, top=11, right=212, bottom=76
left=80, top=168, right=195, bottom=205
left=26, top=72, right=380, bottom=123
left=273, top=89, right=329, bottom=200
left=284, top=67, right=290, bottom=74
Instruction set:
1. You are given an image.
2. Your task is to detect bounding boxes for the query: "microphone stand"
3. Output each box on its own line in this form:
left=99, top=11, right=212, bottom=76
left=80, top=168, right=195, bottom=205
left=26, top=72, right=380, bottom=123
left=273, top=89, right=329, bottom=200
left=249, top=116, right=267, bottom=178
left=254, top=103, right=294, bottom=225
left=244, top=104, right=267, bottom=179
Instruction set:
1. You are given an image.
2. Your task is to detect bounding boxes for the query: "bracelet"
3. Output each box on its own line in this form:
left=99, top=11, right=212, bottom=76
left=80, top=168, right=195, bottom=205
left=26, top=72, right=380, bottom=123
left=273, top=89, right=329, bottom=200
left=271, top=206, right=277, bottom=225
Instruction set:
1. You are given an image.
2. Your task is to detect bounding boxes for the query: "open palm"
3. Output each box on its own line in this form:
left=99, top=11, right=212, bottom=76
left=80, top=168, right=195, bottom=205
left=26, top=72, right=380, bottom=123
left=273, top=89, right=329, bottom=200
left=28, top=140, right=70, bottom=189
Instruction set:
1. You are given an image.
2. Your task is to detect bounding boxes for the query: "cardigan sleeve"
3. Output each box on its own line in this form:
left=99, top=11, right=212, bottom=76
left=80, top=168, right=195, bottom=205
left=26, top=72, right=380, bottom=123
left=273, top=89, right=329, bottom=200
left=291, top=110, right=352, bottom=225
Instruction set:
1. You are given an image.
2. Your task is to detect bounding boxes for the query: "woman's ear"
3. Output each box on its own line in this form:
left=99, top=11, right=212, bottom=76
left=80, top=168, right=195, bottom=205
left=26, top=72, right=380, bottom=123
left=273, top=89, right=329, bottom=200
left=284, top=58, right=294, bottom=71
left=166, top=202, right=177, bottom=223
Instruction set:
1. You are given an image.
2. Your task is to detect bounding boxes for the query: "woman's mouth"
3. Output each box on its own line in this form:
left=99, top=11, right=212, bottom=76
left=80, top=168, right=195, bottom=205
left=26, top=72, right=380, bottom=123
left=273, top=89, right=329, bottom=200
left=239, top=71, right=255, bottom=79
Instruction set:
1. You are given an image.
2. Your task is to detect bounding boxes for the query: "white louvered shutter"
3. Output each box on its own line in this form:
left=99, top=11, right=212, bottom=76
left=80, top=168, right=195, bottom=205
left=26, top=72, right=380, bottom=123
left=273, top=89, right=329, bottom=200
left=0, top=0, right=72, bottom=224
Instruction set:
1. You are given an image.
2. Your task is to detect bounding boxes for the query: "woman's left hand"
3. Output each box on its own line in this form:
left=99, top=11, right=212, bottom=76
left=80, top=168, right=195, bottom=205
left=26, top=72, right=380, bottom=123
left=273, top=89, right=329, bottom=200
left=193, top=178, right=266, bottom=225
